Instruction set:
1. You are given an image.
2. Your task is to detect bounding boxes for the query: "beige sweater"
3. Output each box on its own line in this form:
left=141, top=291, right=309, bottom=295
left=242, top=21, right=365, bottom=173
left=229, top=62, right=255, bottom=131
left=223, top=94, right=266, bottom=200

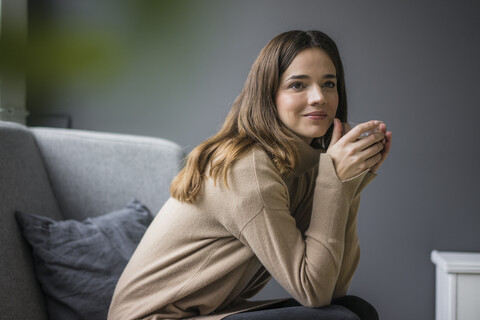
left=108, top=136, right=375, bottom=320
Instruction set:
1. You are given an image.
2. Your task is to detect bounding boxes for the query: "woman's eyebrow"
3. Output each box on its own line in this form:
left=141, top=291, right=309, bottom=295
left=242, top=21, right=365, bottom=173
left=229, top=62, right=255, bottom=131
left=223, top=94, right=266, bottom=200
left=285, top=74, right=337, bottom=81
left=324, top=74, right=337, bottom=79
left=286, top=74, right=310, bottom=81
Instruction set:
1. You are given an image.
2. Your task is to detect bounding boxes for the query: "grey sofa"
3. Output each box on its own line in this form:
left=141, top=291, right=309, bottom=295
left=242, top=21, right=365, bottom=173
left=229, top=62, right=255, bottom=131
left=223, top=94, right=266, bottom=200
left=0, top=120, right=184, bottom=319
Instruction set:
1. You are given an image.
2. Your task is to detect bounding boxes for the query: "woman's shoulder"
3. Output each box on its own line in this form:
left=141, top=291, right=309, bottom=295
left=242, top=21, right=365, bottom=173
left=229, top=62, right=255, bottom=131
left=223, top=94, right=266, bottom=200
left=200, top=146, right=289, bottom=210
left=231, top=146, right=280, bottom=181
left=229, top=146, right=289, bottom=208
left=199, top=146, right=289, bottom=236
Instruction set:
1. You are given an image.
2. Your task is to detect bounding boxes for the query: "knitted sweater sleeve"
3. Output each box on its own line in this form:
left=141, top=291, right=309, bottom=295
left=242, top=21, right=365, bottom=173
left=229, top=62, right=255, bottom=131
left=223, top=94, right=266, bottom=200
left=332, top=171, right=376, bottom=298
left=238, top=152, right=373, bottom=308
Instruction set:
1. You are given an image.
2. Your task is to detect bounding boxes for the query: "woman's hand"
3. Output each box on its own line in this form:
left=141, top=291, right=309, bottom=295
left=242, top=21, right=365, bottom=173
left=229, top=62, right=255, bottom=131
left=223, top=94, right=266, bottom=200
left=370, top=121, right=392, bottom=173
left=326, top=119, right=390, bottom=180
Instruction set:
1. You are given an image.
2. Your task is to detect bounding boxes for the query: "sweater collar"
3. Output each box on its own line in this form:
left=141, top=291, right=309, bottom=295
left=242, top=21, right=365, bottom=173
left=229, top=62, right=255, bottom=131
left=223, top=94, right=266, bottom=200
left=287, top=133, right=323, bottom=178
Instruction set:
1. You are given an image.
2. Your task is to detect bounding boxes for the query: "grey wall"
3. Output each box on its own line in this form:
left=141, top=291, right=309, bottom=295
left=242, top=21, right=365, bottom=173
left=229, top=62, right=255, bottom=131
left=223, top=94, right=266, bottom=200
left=27, top=1, right=480, bottom=319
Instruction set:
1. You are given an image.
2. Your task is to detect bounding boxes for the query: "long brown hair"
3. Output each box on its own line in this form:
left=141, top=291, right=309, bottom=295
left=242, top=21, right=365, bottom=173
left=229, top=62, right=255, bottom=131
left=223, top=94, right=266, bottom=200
left=170, top=30, right=348, bottom=202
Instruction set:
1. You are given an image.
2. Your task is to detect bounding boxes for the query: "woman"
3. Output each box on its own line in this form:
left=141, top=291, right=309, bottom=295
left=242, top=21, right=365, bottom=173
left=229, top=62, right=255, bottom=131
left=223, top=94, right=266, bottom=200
left=109, top=30, right=392, bottom=320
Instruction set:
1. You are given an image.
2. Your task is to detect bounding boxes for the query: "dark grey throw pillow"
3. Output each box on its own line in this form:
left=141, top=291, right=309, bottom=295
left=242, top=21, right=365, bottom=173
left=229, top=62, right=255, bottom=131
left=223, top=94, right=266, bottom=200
left=15, top=199, right=153, bottom=320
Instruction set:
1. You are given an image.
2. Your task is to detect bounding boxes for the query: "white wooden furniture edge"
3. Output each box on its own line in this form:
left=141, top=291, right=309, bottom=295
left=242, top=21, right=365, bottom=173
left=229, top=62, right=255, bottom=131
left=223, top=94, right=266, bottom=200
left=431, top=250, right=480, bottom=273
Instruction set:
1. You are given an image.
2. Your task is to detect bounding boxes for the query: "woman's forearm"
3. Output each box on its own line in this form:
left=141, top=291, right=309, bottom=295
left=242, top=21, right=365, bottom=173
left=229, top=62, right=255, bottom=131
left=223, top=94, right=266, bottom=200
left=332, top=171, right=376, bottom=298
left=301, top=154, right=369, bottom=304
left=332, top=194, right=361, bottom=298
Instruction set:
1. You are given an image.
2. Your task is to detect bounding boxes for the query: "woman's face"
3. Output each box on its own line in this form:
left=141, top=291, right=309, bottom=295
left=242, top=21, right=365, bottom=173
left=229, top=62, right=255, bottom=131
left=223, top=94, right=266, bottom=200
left=275, top=48, right=339, bottom=144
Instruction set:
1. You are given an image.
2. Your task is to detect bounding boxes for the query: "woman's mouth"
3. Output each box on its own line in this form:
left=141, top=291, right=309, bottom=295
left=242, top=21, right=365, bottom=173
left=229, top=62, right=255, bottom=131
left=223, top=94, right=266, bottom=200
left=303, top=111, right=327, bottom=120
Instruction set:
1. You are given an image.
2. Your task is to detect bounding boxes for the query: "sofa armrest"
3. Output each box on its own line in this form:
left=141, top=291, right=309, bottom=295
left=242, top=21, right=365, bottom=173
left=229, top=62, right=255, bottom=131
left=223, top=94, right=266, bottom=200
left=32, top=127, right=184, bottom=221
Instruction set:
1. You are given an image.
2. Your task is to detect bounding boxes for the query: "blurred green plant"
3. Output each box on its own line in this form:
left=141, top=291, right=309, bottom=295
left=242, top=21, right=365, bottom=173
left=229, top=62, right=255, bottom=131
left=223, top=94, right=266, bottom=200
left=0, top=24, right=123, bottom=90
left=0, top=0, right=194, bottom=90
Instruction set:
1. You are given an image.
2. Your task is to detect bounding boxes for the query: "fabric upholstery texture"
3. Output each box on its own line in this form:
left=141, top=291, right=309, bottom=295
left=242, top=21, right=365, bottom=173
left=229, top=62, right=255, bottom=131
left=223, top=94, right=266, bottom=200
left=0, top=120, right=183, bottom=320
left=0, top=122, right=61, bottom=320
left=15, top=199, right=153, bottom=320
left=32, top=127, right=184, bottom=220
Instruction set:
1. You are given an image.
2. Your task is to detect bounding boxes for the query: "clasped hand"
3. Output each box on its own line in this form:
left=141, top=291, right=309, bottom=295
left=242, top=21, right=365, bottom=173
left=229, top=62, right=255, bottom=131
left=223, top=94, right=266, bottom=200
left=326, top=119, right=392, bottom=181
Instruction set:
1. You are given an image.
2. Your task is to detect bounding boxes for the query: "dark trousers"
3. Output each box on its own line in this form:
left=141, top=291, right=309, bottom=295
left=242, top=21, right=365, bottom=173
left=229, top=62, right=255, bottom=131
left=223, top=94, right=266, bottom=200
left=223, top=296, right=379, bottom=320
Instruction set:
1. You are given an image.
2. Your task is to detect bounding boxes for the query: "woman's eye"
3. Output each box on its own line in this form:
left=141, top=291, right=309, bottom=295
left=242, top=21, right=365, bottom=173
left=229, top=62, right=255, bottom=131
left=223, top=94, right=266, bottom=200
left=322, top=81, right=336, bottom=89
left=289, top=82, right=305, bottom=90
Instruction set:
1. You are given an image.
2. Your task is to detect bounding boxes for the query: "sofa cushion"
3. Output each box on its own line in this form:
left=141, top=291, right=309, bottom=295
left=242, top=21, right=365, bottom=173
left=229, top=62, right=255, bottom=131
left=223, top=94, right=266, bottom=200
left=15, top=199, right=153, bottom=320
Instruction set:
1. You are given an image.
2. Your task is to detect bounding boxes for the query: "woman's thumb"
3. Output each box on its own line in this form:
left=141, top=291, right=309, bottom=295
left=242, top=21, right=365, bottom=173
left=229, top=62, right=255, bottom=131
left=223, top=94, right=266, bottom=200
left=329, top=118, right=342, bottom=145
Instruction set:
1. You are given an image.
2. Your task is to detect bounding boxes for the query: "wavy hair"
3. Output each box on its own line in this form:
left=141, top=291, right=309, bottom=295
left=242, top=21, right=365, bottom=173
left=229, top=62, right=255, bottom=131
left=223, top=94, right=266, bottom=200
left=170, top=30, right=348, bottom=202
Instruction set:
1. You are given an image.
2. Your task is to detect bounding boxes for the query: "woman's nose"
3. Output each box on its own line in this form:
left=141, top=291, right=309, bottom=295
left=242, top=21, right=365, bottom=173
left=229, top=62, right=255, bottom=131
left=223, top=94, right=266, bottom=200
left=307, top=85, right=325, bottom=105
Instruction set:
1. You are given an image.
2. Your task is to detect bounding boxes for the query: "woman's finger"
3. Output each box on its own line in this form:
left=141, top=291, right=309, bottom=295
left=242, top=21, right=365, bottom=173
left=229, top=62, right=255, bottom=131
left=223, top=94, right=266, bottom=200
left=329, top=118, right=343, bottom=147
left=370, top=131, right=392, bottom=173
left=361, top=141, right=384, bottom=159
left=344, top=120, right=381, bottom=141
left=355, top=131, right=385, bottom=151
left=365, top=152, right=383, bottom=170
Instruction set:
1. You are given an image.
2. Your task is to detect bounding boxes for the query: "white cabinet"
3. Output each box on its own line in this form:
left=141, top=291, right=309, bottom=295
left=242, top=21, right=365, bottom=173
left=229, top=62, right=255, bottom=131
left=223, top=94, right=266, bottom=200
left=431, top=251, right=480, bottom=320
